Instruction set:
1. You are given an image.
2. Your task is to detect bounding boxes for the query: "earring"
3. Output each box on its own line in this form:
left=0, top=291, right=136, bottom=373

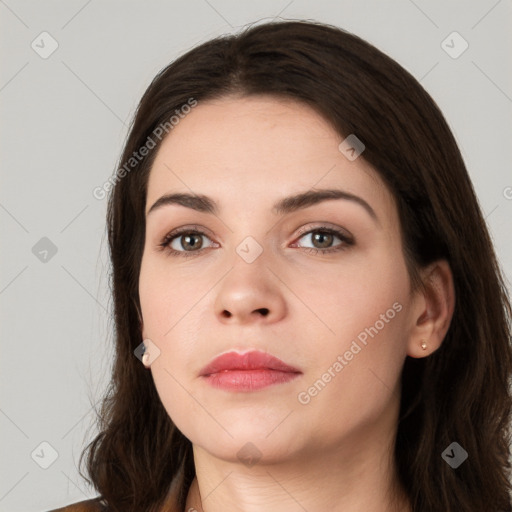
left=420, top=340, right=427, bottom=351
left=141, top=343, right=150, bottom=366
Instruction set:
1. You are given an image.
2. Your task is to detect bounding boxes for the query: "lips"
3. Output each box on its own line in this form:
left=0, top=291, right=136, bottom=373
left=199, top=350, right=301, bottom=377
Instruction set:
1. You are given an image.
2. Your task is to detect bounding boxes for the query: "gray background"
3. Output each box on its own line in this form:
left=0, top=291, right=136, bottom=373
left=1, top=1, right=511, bottom=511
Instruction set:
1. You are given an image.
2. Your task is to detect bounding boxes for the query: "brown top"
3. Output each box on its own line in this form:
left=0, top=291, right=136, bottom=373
left=45, top=497, right=106, bottom=512
left=46, top=468, right=185, bottom=512
left=46, top=495, right=182, bottom=512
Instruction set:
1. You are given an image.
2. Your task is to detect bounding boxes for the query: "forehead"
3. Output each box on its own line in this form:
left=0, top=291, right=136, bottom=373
left=145, top=95, right=395, bottom=222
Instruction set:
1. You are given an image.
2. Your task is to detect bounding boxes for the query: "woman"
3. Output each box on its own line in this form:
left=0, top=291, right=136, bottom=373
left=49, top=19, right=512, bottom=512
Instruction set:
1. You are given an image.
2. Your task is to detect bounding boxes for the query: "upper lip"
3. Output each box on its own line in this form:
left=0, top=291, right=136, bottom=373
left=199, top=350, right=301, bottom=377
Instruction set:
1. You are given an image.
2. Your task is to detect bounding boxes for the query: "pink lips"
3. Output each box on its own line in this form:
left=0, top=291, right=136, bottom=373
left=199, top=350, right=302, bottom=392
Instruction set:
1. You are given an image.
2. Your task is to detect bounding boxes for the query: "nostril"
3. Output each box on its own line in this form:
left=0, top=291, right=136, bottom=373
left=222, top=310, right=232, bottom=318
left=257, top=308, right=269, bottom=316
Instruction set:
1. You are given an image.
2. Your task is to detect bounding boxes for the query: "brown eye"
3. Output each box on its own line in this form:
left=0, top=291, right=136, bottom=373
left=159, top=228, right=217, bottom=257
left=295, top=227, right=353, bottom=253
left=175, top=233, right=204, bottom=252
left=309, top=231, right=335, bottom=249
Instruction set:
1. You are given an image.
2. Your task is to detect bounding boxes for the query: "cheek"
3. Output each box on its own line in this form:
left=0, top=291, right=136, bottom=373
left=298, top=256, right=410, bottom=414
left=288, top=250, right=409, bottom=345
left=138, top=259, right=209, bottom=414
left=292, top=252, right=410, bottom=421
left=139, top=256, right=207, bottom=338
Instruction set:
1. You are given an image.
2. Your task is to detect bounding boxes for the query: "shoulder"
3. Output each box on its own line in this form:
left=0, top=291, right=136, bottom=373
left=45, top=497, right=106, bottom=512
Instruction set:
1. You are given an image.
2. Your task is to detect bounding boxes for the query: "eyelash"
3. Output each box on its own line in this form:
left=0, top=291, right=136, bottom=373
left=157, top=225, right=354, bottom=258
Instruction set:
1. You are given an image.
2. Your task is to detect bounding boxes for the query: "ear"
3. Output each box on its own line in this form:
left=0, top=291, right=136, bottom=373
left=406, top=259, right=456, bottom=358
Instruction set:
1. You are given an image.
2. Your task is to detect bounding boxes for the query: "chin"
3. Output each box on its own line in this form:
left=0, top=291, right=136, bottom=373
left=192, top=435, right=302, bottom=467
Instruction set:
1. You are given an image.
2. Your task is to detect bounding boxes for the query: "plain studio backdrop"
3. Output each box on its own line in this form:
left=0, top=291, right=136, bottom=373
left=0, top=1, right=511, bottom=511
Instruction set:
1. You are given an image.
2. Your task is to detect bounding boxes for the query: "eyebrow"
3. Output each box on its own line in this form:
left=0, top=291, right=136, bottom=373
left=146, top=188, right=378, bottom=223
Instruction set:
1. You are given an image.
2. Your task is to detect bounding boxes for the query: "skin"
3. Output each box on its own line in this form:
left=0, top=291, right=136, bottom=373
left=138, top=95, right=455, bottom=512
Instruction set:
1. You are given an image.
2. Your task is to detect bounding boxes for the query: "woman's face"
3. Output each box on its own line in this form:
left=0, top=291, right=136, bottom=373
left=139, top=95, right=418, bottom=464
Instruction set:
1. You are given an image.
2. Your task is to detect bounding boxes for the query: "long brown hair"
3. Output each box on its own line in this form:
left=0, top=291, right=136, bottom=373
left=80, top=19, right=512, bottom=512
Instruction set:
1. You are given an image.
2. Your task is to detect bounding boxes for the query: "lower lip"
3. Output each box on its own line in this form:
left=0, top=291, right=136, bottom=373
left=202, top=369, right=301, bottom=391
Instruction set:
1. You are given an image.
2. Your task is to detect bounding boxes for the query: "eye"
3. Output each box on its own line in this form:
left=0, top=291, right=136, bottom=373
left=158, top=227, right=218, bottom=258
left=158, top=224, right=354, bottom=258
left=291, top=225, right=354, bottom=254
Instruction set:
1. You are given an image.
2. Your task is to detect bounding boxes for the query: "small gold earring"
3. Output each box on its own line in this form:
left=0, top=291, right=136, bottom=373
left=420, top=340, right=427, bottom=350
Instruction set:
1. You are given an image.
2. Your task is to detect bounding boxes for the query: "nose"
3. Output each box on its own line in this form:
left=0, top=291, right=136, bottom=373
left=214, top=257, right=287, bottom=325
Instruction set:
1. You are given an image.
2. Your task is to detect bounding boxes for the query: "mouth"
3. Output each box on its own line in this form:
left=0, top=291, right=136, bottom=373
left=199, top=350, right=302, bottom=392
